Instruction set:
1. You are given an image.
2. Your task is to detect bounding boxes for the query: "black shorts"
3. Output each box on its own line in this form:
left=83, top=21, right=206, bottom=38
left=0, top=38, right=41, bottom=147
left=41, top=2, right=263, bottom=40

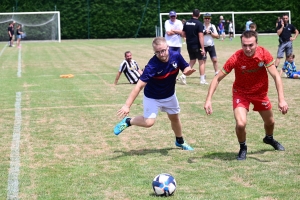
left=204, top=46, right=217, bottom=60
left=187, top=48, right=204, bottom=60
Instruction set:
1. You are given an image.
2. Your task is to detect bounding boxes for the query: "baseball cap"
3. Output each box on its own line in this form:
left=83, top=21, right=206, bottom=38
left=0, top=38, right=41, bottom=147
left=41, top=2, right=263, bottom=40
left=169, top=11, right=176, bottom=16
left=203, top=13, right=211, bottom=18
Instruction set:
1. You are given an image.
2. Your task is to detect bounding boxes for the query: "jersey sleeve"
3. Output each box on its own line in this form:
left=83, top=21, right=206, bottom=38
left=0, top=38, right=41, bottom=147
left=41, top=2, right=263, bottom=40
left=262, top=48, right=274, bottom=68
left=177, top=54, right=189, bottom=71
left=290, top=24, right=297, bottom=33
left=119, top=61, right=126, bottom=72
left=222, top=53, right=237, bottom=74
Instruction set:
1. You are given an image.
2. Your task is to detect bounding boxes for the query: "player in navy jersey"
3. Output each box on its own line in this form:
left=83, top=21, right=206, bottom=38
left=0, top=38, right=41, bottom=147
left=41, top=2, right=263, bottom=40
left=113, top=37, right=196, bottom=150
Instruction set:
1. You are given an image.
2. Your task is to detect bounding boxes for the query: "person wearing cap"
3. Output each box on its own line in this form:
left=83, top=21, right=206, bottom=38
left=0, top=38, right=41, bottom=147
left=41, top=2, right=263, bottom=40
left=203, top=13, right=219, bottom=76
left=164, top=10, right=183, bottom=53
left=165, top=10, right=186, bottom=85
left=217, top=16, right=226, bottom=41
left=181, top=9, right=206, bottom=85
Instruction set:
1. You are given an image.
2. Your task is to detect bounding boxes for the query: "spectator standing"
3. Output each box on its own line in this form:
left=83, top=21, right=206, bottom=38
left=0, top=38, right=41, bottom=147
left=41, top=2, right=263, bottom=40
left=204, top=31, right=288, bottom=160
left=181, top=9, right=207, bottom=85
left=228, top=20, right=234, bottom=41
left=276, top=16, right=281, bottom=28
left=217, top=16, right=225, bottom=41
left=275, top=14, right=298, bottom=68
left=203, top=13, right=219, bottom=75
left=245, top=18, right=252, bottom=31
left=164, top=10, right=183, bottom=53
left=8, top=22, right=14, bottom=47
left=16, top=24, right=24, bottom=48
left=114, top=51, right=143, bottom=85
left=181, top=19, right=187, bottom=44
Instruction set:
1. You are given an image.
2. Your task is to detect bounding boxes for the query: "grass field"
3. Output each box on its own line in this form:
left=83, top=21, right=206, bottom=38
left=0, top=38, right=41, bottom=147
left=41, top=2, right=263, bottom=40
left=0, top=36, right=299, bottom=200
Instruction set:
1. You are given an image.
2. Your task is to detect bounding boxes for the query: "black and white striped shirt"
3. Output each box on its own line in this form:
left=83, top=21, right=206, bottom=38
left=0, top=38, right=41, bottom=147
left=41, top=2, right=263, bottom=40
left=119, top=59, right=141, bottom=84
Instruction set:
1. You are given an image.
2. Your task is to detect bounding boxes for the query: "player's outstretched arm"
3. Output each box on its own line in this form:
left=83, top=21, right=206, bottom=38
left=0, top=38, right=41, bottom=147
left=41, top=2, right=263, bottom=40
left=114, top=72, right=122, bottom=85
left=116, top=80, right=146, bottom=118
left=267, top=65, right=288, bottom=115
left=204, top=71, right=226, bottom=115
left=182, top=66, right=196, bottom=76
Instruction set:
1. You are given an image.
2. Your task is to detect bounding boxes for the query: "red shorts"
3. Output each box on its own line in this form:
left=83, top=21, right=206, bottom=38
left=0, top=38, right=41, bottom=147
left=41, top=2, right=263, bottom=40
left=233, top=94, right=272, bottom=111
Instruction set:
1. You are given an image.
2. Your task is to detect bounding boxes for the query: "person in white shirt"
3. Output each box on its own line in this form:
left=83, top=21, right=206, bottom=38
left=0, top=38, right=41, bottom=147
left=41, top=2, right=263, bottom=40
left=203, top=13, right=219, bottom=76
left=164, top=10, right=183, bottom=53
left=228, top=20, right=234, bottom=41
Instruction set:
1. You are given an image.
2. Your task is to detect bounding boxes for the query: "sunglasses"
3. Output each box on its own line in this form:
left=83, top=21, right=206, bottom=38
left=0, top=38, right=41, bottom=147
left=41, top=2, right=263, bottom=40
left=204, top=18, right=211, bottom=20
left=170, top=16, right=176, bottom=18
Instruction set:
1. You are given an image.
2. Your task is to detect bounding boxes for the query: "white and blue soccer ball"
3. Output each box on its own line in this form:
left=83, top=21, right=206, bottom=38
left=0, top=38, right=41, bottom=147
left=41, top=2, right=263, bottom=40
left=152, top=173, right=176, bottom=196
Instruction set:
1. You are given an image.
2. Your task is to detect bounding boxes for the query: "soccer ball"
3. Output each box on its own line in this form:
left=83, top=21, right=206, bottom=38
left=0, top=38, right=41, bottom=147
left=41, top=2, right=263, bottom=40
left=152, top=173, right=176, bottom=196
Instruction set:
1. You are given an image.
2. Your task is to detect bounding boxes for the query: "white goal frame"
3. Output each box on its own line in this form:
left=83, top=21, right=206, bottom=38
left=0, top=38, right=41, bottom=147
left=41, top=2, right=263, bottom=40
left=159, top=10, right=291, bottom=37
left=0, top=11, right=61, bottom=42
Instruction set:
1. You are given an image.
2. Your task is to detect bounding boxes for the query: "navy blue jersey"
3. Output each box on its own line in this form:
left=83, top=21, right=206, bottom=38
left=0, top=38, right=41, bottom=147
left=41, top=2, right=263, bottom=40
left=140, top=51, right=189, bottom=99
left=276, top=23, right=297, bottom=42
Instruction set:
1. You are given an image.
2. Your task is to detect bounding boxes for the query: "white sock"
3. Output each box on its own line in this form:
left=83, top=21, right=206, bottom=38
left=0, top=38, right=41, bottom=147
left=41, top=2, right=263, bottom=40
left=200, top=75, right=205, bottom=81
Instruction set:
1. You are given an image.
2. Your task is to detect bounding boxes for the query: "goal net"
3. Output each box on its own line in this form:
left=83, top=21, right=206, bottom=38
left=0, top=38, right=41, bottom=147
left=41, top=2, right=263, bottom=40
left=0, top=11, right=61, bottom=42
left=159, top=10, right=291, bottom=37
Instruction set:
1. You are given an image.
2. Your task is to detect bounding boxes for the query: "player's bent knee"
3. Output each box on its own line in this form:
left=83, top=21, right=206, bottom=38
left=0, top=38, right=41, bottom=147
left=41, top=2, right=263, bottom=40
left=144, top=118, right=155, bottom=128
left=236, top=122, right=246, bottom=130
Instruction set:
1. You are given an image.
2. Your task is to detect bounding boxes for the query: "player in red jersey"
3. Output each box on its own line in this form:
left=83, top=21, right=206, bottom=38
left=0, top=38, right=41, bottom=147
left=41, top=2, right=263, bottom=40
left=204, top=31, right=288, bottom=160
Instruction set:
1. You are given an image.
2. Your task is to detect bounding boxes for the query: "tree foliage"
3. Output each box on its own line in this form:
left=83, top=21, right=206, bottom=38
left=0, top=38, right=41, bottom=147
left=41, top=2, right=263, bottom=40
left=0, top=0, right=299, bottom=39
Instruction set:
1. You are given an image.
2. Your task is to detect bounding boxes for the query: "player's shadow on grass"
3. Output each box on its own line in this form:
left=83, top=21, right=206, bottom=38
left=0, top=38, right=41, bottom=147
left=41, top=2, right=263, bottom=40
left=111, top=147, right=175, bottom=160
left=189, top=149, right=274, bottom=162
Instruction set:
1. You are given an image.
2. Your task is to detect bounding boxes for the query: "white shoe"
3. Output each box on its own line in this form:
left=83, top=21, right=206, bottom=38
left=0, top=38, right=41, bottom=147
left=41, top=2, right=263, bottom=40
left=177, top=75, right=186, bottom=85
left=200, top=80, right=208, bottom=85
left=180, top=75, right=187, bottom=84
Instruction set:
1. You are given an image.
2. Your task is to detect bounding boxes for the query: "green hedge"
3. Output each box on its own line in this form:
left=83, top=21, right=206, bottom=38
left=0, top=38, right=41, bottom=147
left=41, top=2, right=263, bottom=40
left=0, top=0, right=299, bottom=39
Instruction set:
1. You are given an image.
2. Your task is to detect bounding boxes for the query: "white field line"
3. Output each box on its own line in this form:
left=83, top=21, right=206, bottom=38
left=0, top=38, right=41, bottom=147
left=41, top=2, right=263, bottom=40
left=0, top=44, right=8, bottom=56
left=17, top=48, right=21, bottom=78
left=7, top=92, right=22, bottom=200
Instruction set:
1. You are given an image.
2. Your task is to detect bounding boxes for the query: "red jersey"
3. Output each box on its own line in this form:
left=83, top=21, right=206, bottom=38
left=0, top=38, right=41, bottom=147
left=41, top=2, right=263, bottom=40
left=222, top=46, right=274, bottom=97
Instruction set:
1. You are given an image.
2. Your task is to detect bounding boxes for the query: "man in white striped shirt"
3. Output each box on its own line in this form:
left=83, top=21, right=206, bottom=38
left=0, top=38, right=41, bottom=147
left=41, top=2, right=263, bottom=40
left=114, top=51, right=143, bottom=85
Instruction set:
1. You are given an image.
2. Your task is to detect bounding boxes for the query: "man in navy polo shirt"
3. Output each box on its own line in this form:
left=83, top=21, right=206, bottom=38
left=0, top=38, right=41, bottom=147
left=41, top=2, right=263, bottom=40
left=275, top=13, right=298, bottom=68
left=113, top=37, right=196, bottom=150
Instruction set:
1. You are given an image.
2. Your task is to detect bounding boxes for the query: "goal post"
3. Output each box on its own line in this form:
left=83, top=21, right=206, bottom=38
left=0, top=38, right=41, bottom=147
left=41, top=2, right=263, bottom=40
left=159, top=10, right=290, bottom=37
left=0, top=11, right=61, bottom=43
